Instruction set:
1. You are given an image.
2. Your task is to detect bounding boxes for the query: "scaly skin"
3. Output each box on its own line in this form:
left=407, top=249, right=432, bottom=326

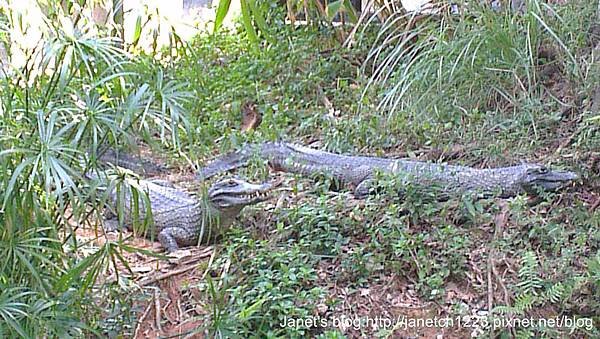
left=197, top=142, right=578, bottom=198
left=98, top=173, right=272, bottom=252
left=98, top=148, right=167, bottom=176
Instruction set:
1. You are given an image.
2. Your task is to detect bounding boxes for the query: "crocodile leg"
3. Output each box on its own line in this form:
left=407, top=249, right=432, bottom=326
left=103, top=217, right=121, bottom=232
left=157, top=227, right=197, bottom=252
left=102, top=210, right=131, bottom=232
left=354, top=178, right=374, bottom=198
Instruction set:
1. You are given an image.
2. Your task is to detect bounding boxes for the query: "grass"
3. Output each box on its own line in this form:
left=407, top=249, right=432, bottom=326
left=162, top=2, right=599, bottom=337
left=0, top=0, right=598, bottom=337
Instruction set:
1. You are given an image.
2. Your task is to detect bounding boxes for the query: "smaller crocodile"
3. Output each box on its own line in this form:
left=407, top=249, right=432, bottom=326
left=97, top=148, right=167, bottom=176
left=94, top=170, right=272, bottom=252
left=197, top=142, right=578, bottom=199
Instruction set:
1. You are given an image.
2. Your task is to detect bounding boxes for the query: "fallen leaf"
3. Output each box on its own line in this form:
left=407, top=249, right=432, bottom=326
left=241, top=101, right=262, bottom=132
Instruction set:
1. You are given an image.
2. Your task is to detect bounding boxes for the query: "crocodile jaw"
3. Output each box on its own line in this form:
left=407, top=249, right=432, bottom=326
left=521, top=165, right=578, bottom=193
left=208, top=178, right=273, bottom=209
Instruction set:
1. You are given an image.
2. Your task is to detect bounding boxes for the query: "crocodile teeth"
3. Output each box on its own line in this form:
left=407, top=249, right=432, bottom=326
left=240, top=191, right=269, bottom=200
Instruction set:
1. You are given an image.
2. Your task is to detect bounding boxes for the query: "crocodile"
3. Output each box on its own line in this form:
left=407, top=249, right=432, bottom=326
left=97, top=148, right=168, bottom=176
left=90, top=154, right=272, bottom=252
left=197, top=142, right=578, bottom=199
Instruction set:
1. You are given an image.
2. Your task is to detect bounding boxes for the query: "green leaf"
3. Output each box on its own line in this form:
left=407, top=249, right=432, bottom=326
left=327, top=0, right=358, bottom=23
left=54, top=249, right=103, bottom=291
left=238, top=297, right=265, bottom=320
left=58, top=46, right=74, bottom=91
left=0, top=288, right=33, bottom=338
left=247, top=0, right=274, bottom=43
left=240, top=0, right=258, bottom=44
left=342, top=0, right=358, bottom=23
left=132, top=15, right=142, bottom=46
left=214, top=0, right=232, bottom=34
left=327, top=0, right=343, bottom=20
left=2, top=157, right=34, bottom=211
left=588, top=115, right=600, bottom=123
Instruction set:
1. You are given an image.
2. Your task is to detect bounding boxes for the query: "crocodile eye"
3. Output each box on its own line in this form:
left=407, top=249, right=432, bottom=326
left=538, top=167, right=549, bottom=174
left=227, top=179, right=237, bottom=186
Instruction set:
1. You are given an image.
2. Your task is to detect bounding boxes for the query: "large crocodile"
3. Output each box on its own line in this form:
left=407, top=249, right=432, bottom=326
left=197, top=142, right=578, bottom=199
left=91, top=154, right=272, bottom=252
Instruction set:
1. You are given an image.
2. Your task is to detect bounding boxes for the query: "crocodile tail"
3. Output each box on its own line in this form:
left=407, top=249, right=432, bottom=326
left=98, top=148, right=167, bottom=176
left=196, top=142, right=297, bottom=180
left=196, top=144, right=259, bottom=180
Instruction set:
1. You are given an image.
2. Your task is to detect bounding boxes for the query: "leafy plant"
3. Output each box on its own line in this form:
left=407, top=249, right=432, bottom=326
left=197, top=235, right=322, bottom=337
left=214, top=0, right=360, bottom=44
left=0, top=1, right=192, bottom=335
left=362, top=0, right=594, bottom=119
left=214, top=0, right=274, bottom=44
left=492, top=251, right=595, bottom=337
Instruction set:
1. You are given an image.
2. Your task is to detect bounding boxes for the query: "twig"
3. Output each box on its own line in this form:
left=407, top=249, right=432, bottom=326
left=491, top=263, right=511, bottom=309
left=218, top=257, right=232, bottom=290
left=343, top=0, right=375, bottom=48
left=486, top=254, right=494, bottom=312
left=133, top=299, right=153, bottom=339
left=487, top=201, right=509, bottom=335
left=551, top=124, right=582, bottom=158
left=154, top=288, right=163, bottom=332
left=138, top=263, right=200, bottom=286
left=201, top=247, right=218, bottom=280
left=177, top=298, right=183, bottom=321
left=163, top=299, right=176, bottom=324
left=590, top=196, right=600, bottom=213
left=316, top=84, right=335, bottom=117
left=169, top=246, right=214, bottom=265
left=136, top=247, right=213, bottom=286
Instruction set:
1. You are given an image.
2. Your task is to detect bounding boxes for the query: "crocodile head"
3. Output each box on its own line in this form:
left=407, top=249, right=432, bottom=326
left=520, top=164, right=578, bottom=193
left=208, top=177, right=272, bottom=213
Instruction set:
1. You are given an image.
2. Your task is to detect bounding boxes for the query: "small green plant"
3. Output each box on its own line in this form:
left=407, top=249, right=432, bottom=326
left=492, top=251, right=596, bottom=337
left=196, top=235, right=323, bottom=337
